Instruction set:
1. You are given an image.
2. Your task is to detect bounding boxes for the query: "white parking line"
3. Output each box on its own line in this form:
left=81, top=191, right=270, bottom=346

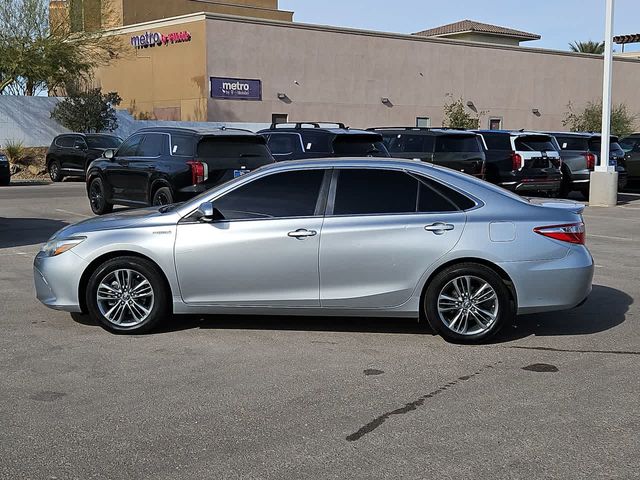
left=589, top=234, right=634, bottom=241
left=55, top=208, right=91, bottom=218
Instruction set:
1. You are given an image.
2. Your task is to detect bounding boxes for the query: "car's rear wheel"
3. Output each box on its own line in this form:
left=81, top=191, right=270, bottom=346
left=152, top=186, right=173, bottom=206
left=86, top=256, right=169, bottom=334
left=424, top=263, right=514, bottom=343
left=48, top=161, right=63, bottom=182
left=88, top=177, right=113, bottom=215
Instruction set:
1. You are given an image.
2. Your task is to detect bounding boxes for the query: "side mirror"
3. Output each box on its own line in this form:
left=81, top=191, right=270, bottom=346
left=197, top=202, right=223, bottom=222
left=103, top=149, right=115, bottom=160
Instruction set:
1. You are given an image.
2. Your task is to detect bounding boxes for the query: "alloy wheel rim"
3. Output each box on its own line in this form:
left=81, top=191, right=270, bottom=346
left=154, top=191, right=170, bottom=206
left=50, top=164, right=58, bottom=179
left=96, top=269, right=154, bottom=327
left=90, top=182, right=103, bottom=210
left=437, top=275, right=498, bottom=336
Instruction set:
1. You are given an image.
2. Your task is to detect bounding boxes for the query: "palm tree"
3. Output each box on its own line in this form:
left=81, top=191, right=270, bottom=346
left=569, top=40, right=606, bottom=54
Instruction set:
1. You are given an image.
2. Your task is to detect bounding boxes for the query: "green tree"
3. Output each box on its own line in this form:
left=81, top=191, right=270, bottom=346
left=562, top=101, right=637, bottom=138
left=51, top=88, right=122, bottom=132
left=569, top=40, right=605, bottom=54
left=442, top=95, right=483, bottom=130
left=0, top=0, right=122, bottom=95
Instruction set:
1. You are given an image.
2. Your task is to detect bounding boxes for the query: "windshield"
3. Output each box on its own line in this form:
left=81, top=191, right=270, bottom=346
left=332, top=135, right=389, bottom=157
left=86, top=136, right=123, bottom=149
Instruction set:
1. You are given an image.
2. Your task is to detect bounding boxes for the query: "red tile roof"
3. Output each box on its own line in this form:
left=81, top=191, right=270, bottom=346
left=414, top=20, right=540, bottom=41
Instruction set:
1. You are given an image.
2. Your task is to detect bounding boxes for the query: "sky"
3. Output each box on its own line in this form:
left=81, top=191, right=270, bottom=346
left=279, top=0, right=640, bottom=52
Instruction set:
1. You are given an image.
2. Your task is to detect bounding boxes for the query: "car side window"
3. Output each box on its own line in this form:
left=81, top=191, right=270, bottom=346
left=117, top=134, right=144, bottom=157
left=267, top=134, right=303, bottom=155
left=333, top=169, right=419, bottom=215
left=214, top=170, right=326, bottom=220
left=170, top=134, right=195, bottom=156
left=416, top=176, right=475, bottom=211
left=73, top=137, right=87, bottom=150
left=56, top=136, right=74, bottom=148
left=138, top=134, right=166, bottom=157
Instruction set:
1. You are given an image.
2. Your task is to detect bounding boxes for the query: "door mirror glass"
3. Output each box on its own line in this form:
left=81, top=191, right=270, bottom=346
left=103, top=149, right=115, bottom=159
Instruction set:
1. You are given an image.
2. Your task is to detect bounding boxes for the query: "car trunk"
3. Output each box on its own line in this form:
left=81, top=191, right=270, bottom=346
left=514, top=135, right=561, bottom=179
left=196, top=136, right=275, bottom=186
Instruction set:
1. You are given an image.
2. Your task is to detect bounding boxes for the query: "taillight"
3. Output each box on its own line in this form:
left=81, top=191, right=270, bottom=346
left=584, top=152, right=596, bottom=170
left=186, top=161, right=208, bottom=185
left=511, top=152, right=523, bottom=171
left=534, top=222, right=585, bottom=245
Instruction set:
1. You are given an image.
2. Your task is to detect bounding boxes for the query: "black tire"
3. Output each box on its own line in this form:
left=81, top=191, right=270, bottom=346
left=558, top=177, right=572, bottom=198
left=0, top=177, right=9, bottom=186
left=48, top=160, right=63, bottom=182
left=86, top=256, right=169, bottom=334
left=88, top=177, right=114, bottom=215
left=424, top=263, right=514, bottom=344
left=152, top=186, right=174, bottom=206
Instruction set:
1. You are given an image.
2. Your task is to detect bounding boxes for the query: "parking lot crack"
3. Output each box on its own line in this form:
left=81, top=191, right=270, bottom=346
left=508, top=345, right=640, bottom=356
left=345, top=362, right=502, bottom=442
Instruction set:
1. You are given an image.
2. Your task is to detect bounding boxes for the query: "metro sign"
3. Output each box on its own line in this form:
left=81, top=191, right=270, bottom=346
left=130, top=31, right=191, bottom=48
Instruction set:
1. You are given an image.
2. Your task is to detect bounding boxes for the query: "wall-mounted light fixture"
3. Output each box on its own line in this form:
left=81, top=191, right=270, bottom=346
left=277, top=92, right=288, bottom=100
left=381, top=97, right=391, bottom=105
left=466, top=100, right=478, bottom=113
left=532, top=108, right=541, bottom=117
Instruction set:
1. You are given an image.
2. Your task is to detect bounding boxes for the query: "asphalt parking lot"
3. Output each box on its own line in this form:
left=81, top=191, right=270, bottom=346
left=1, top=182, right=639, bottom=479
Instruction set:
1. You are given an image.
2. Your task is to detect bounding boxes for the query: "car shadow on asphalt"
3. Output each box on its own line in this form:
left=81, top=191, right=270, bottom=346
left=70, top=285, right=630, bottom=341
left=0, top=217, right=68, bottom=248
left=492, top=284, right=632, bottom=343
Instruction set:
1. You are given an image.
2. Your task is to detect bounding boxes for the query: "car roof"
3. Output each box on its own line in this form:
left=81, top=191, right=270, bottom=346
left=369, top=127, right=476, bottom=136
left=474, top=129, right=553, bottom=137
left=133, top=126, right=257, bottom=136
left=258, top=127, right=378, bottom=136
left=57, top=133, right=120, bottom=138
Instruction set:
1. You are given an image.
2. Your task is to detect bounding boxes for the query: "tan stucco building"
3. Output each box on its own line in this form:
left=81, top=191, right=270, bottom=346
left=56, top=0, right=640, bottom=130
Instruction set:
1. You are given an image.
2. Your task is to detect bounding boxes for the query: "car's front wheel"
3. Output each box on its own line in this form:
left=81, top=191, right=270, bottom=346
left=424, top=263, right=514, bottom=343
left=88, top=177, right=114, bottom=215
left=86, top=256, right=169, bottom=334
left=152, top=186, right=174, bottom=206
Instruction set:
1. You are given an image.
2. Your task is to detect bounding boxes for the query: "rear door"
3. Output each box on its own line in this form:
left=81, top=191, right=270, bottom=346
left=68, top=136, right=89, bottom=172
left=319, top=168, right=466, bottom=309
left=433, top=134, right=485, bottom=177
left=197, top=136, right=275, bottom=189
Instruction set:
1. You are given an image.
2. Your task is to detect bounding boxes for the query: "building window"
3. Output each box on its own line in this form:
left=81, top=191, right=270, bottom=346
left=416, top=117, right=431, bottom=128
left=272, top=113, right=288, bottom=125
left=489, top=118, right=503, bottom=130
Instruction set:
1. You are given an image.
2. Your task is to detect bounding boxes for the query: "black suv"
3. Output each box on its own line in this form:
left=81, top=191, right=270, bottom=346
left=619, top=133, right=640, bottom=182
left=46, top=133, right=123, bottom=182
left=546, top=132, right=628, bottom=198
left=258, top=122, right=390, bottom=160
left=473, top=130, right=562, bottom=195
left=85, top=127, right=275, bottom=215
left=370, top=127, right=486, bottom=178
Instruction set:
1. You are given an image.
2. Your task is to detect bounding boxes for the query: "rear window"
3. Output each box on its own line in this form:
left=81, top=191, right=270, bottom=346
left=555, top=136, right=589, bottom=151
left=515, top=135, right=557, bottom=152
left=480, top=133, right=511, bottom=150
left=332, top=135, right=388, bottom=157
left=197, top=136, right=271, bottom=159
left=434, top=135, right=481, bottom=153
left=86, top=136, right=122, bottom=149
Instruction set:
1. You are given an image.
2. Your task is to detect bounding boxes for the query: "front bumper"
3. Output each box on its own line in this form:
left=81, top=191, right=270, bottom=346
left=499, top=246, right=594, bottom=315
left=34, top=251, right=87, bottom=313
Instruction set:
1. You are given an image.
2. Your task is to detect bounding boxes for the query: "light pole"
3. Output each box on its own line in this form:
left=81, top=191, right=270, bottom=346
left=589, top=0, right=618, bottom=206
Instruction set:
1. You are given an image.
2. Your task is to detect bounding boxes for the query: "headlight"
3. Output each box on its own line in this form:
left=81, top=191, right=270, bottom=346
left=41, top=237, right=86, bottom=257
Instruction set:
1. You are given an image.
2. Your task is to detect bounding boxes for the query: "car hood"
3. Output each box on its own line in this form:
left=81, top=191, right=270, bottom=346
left=52, top=207, right=179, bottom=239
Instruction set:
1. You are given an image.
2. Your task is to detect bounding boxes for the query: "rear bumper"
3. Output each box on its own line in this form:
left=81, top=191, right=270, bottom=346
left=499, top=246, right=594, bottom=315
left=501, top=179, right=561, bottom=192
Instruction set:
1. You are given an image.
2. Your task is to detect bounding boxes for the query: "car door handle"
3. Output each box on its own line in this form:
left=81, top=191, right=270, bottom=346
left=424, top=223, right=455, bottom=234
left=288, top=229, right=317, bottom=239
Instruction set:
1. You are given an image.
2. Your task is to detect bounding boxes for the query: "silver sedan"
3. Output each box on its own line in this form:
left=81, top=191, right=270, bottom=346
left=34, top=158, right=594, bottom=343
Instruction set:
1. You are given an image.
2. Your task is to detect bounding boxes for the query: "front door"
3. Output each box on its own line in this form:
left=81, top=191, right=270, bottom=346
left=106, top=133, right=144, bottom=202
left=175, top=168, right=329, bottom=306
left=320, top=168, right=466, bottom=309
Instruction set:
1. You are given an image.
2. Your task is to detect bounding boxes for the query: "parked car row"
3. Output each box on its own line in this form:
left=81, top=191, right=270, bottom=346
left=38, top=123, right=639, bottom=207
